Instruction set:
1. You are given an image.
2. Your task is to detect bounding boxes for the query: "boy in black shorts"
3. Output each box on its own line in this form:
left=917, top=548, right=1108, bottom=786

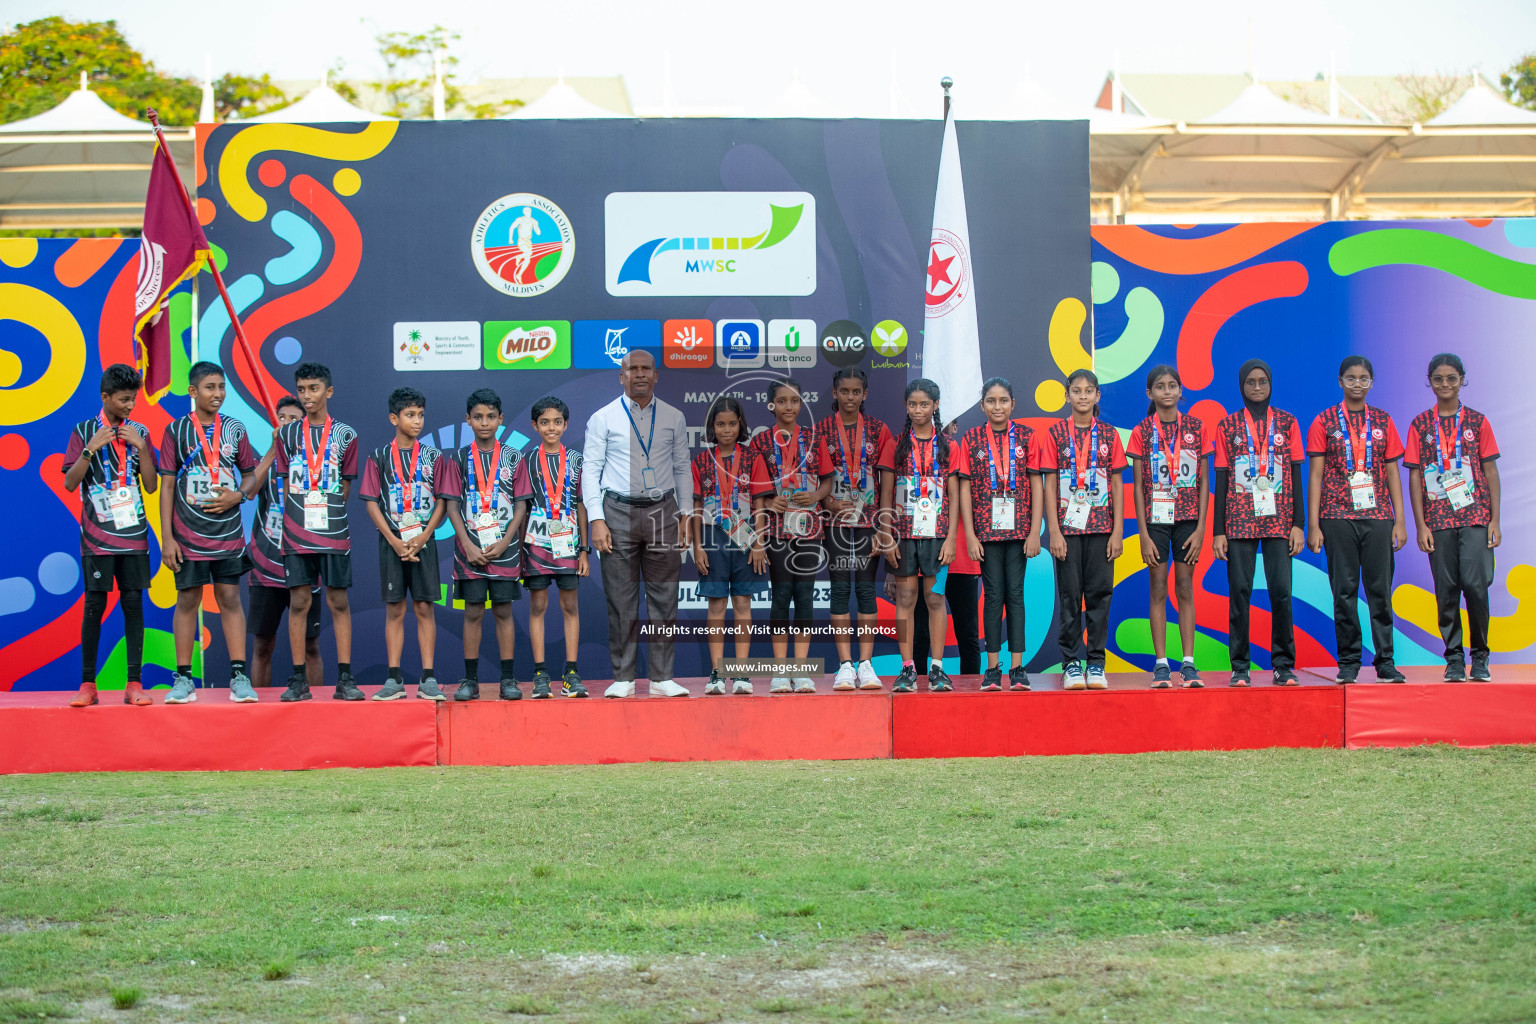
left=439, top=388, right=523, bottom=700
left=273, top=362, right=361, bottom=701
left=509, top=397, right=590, bottom=698
left=62, top=364, right=159, bottom=707
left=157, top=361, right=261, bottom=703
left=247, top=396, right=323, bottom=688
left=361, top=387, right=449, bottom=700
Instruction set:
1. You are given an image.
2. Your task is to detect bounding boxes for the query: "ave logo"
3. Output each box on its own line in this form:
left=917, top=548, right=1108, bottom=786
left=819, top=320, right=867, bottom=368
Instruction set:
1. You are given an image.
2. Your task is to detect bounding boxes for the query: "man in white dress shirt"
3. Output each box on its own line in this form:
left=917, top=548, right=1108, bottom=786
left=582, top=350, right=693, bottom=697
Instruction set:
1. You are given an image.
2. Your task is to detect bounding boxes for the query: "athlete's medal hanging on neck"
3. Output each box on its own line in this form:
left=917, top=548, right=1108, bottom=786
left=1063, top=420, right=1097, bottom=531
left=101, top=413, right=139, bottom=528
left=1245, top=408, right=1277, bottom=518
left=911, top=432, right=939, bottom=538
left=1149, top=417, right=1177, bottom=525
left=303, top=417, right=334, bottom=531
left=775, top=427, right=813, bottom=538
left=1338, top=403, right=1376, bottom=511
left=392, top=440, right=423, bottom=542
left=987, top=424, right=1017, bottom=530
left=1436, top=406, right=1474, bottom=510
left=468, top=442, right=502, bottom=548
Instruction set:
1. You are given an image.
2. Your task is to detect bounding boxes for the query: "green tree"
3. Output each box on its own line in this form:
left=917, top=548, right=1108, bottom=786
left=0, top=16, right=198, bottom=124
left=376, top=25, right=463, bottom=119
left=1501, top=54, right=1536, bottom=111
left=214, top=72, right=288, bottom=121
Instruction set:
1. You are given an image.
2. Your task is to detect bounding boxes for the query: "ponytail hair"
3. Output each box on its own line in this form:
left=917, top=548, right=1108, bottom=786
left=1144, top=363, right=1181, bottom=416
left=830, top=366, right=870, bottom=413
left=1427, top=352, right=1465, bottom=380
left=893, top=378, right=948, bottom=474
left=1065, top=367, right=1101, bottom=419
left=768, top=377, right=804, bottom=404
left=981, top=376, right=1015, bottom=404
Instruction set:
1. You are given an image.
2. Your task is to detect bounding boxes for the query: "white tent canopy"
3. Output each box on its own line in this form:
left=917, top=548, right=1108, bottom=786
left=508, top=81, right=624, bottom=119
left=1200, top=81, right=1356, bottom=126
left=1429, top=76, right=1536, bottom=127
left=0, top=73, right=151, bottom=134
left=753, top=69, right=835, bottom=118
left=240, top=80, right=394, bottom=123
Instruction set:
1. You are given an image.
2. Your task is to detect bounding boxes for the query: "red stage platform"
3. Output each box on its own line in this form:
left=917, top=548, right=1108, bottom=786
left=2, top=671, right=1533, bottom=774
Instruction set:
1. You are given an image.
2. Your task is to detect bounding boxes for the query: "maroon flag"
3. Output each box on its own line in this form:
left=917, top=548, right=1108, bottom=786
left=134, top=137, right=209, bottom=400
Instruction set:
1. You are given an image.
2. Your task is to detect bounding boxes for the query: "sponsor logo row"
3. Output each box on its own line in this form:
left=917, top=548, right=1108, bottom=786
left=394, top=318, right=911, bottom=372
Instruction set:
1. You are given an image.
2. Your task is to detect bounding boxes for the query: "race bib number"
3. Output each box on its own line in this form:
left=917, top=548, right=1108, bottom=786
left=1233, top=456, right=1282, bottom=495
left=263, top=504, right=284, bottom=541
left=526, top=511, right=577, bottom=557
left=184, top=467, right=228, bottom=504
left=87, top=484, right=112, bottom=518
left=1150, top=489, right=1175, bottom=525
left=991, top=496, right=1016, bottom=531
left=304, top=489, right=328, bottom=530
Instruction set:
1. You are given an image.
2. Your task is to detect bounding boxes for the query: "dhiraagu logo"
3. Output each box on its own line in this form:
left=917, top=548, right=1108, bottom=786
left=484, top=321, right=571, bottom=369
left=605, top=192, right=817, bottom=297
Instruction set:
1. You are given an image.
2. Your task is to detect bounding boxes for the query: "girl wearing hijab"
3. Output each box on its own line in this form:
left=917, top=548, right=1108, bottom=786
left=1210, top=359, right=1307, bottom=686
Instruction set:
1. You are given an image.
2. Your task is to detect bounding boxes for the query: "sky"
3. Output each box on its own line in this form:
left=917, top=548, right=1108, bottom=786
left=8, top=0, right=1536, bottom=115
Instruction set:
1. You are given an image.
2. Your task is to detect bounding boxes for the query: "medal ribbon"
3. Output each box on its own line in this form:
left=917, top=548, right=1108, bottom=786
left=468, top=443, right=501, bottom=517
left=772, top=426, right=804, bottom=489
left=539, top=447, right=570, bottom=520
left=196, top=414, right=223, bottom=495
left=99, top=412, right=129, bottom=489
left=836, top=416, right=867, bottom=491
left=909, top=432, right=937, bottom=502
left=713, top=444, right=738, bottom=519
left=1243, top=408, right=1275, bottom=480
left=303, top=416, right=334, bottom=492
left=1150, top=416, right=1179, bottom=488
left=391, top=441, right=421, bottom=515
left=986, top=423, right=1016, bottom=494
left=1336, top=402, right=1373, bottom=475
left=1068, top=420, right=1099, bottom=494
left=1435, top=406, right=1464, bottom=471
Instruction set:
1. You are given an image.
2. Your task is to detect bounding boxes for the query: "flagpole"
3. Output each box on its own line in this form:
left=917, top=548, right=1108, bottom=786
left=941, top=76, right=952, bottom=120
left=145, top=109, right=277, bottom=422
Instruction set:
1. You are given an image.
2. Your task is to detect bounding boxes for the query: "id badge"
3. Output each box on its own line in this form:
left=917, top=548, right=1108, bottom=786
left=913, top=496, right=938, bottom=538
left=1063, top=492, right=1090, bottom=531
left=185, top=467, right=212, bottom=504
left=783, top=508, right=813, bottom=538
left=1150, top=489, right=1175, bottom=525
left=399, top=510, right=423, bottom=543
left=109, top=486, right=139, bottom=528
left=991, top=496, right=1016, bottom=531
left=1252, top=486, right=1277, bottom=517
left=726, top=512, right=755, bottom=549
left=304, top=488, right=328, bottom=530
left=1350, top=471, right=1376, bottom=511
left=833, top=482, right=863, bottom=527
left=475, top=511, right=501, bottom=549
left=1443, top=468, right=1474, bottom=510
left=550, top=518, right=578, bottom=559
left=641, top=465, right=658, bottom=492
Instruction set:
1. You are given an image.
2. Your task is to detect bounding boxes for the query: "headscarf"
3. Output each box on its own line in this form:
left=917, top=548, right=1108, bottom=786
left=1238, top=358, right=1273, bottom=419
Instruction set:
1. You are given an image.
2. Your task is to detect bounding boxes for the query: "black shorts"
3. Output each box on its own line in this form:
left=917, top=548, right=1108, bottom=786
left=248, top=583, right=323, bottom=638
left=283, top=551, right=352, bottom=589
left=380, top=536, right=440, bottom=603
left=82, top=552, right=152, bottom=593
left=521, top=571, right=579, bottom=592
left=173, top=552, right=249, bottom=591
left=1145, top=520, right=1200, bottom=564
left=892, top=537, right=944, bottom=578
left=456, top=577, right=521, bottom=605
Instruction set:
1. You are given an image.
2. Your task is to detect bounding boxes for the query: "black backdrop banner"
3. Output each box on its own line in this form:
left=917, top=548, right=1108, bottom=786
left=198, top=117, right=1089, bottom=682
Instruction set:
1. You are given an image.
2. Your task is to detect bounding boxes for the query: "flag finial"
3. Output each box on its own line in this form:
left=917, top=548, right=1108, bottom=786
left=940, top=77, right=953, bottom=120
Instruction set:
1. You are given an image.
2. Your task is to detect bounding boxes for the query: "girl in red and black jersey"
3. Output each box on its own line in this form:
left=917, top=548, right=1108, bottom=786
left=1211, top=359, right=1306, bottom=687
left=1403, top=353, right=1502, bottom=681
left=1039, top=369, right=1126, bottom=690
left=878, top=379, right=964, bottom=693
left=957, top=377, right=1041, bottom=691
left=1306, top=355, right=1408, bottom=684
left=817, top=367, right=895, bottom=691
left=1127, top=365, right=1210, bottom=688
left=749, top=379, right=834, bottom=694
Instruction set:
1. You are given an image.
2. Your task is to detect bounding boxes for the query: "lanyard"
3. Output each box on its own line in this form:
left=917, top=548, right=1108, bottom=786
left=1435, top=406, right=1464, bottom=470
left=713, top=444, right=739, bottom=514
left=303, top=417, right=333, bottom=491
left=467, top=443, right=501, bottom=515
left=196, top=414, right=222, bottom=485
left=1243, top=409, right=1274, bottom=479
left=1336, top=403, right=1372, bottom=474
left=772, top=425, right=803, bottom=488
left=98, top=413, right=129, bottom=489
left=621, top=398, right=656, bottom=468
left=539, top=447, right=570, bottom=519
left=836, top=416, right=867, bottom=490
left=1149, top=416, right=1178, bottom=484
left=986, top=424, right=1016, bottom=493
left=391, top=441, right=421, bottom=514
left=908, top=432, right=937, bottom=501
left=1067, top=420, right=1099, bottom=494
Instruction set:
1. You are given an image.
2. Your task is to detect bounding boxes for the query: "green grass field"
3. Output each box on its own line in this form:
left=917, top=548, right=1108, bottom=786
left=2, top=747, right=1534, bottom=1023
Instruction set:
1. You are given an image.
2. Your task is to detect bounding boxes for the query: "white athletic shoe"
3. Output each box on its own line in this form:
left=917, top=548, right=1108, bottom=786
left=732, top=678, right=754, bottom=695
left=793, top=677, right=818, bottom=693
left=857, top=661, right=882, bottom=690
left=770, top=676, right=792, bottom=694
left=704, top=676, right=726, bottom=696
left=1086, top=664, right=1109, bottom=690
left=604, top=680, right=636, bottom=698
left=832, top=663, right=858, bottom=690
left=648, top=679, right=688, bottom=697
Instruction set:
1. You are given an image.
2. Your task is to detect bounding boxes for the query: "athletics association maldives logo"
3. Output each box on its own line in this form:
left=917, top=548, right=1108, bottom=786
left=925, top=228, right=970, bottom=317
left=471, top=193, right=575, bottom=297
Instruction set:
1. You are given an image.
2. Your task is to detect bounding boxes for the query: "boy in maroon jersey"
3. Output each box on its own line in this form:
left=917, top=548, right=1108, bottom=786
left=1306, top=355, right=1408, bottom=684
left=1211, top=359, right=1306, bottom=687
left=157, top=362, right=260, bottom=704
left=1403, top=353, right=1501, bottom=681
left=62, top=364, right=159, bottom=707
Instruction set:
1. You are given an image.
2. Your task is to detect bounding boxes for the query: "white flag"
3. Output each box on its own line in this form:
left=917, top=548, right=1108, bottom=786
left=922, top=109, right=984, bottom=423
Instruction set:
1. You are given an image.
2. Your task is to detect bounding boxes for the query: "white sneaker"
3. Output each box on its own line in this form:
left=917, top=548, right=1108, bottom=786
left=732, top=678, right=754, bottom=694
left=793, top=677, right=818, bottom=693
left=857, top=661, right=882, bottom=690
left=832, top=663, right=857, bottom=690
left=1086, top=664, right=1109, bottom=690
left=648, top=679, right=688, bottom=697
left=604, top=680, right=636, bottom=698
left=770, top=676, right=791, bottom=694
left=704, top=677, right=726, bottom=696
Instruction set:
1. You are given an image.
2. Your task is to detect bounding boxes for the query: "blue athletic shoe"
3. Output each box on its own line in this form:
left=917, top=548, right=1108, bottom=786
left=1179, top=662, right=1204, bottom=688
left=165, top=673, right=197, bottom=704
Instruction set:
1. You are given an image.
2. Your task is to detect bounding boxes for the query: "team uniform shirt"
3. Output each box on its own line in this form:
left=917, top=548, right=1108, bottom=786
left=1402, top=406, right=1499, bottom=531
left=749, top=426, right=835, bottom=543
left=876, top=432, right=965, bottom=542
left=815, top=413, right=893, bottom=531
left=156, top=415, right=259, bottom=561
left=273, top=418, right=360, bottom=555
left=955, top=422, right=1038, bottom=543
left=437, top=441, right=523, bottom=580
left=691, top=444, right=758, bottom=550
left=1037, top=418, right=1128, bottom=536
left=1212, top=408, right=1305, bottom=540
left=1306, top=406, right=1404, bottom=521
left=247, top=467, right=289, bottom=587
left=512, top=445, right=584, bottom=575
left=63, top=418, right=154, bottom=555
left=358, top=440, right=448, bottom=542
left=1125, top=412, right=1210, bottom=525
